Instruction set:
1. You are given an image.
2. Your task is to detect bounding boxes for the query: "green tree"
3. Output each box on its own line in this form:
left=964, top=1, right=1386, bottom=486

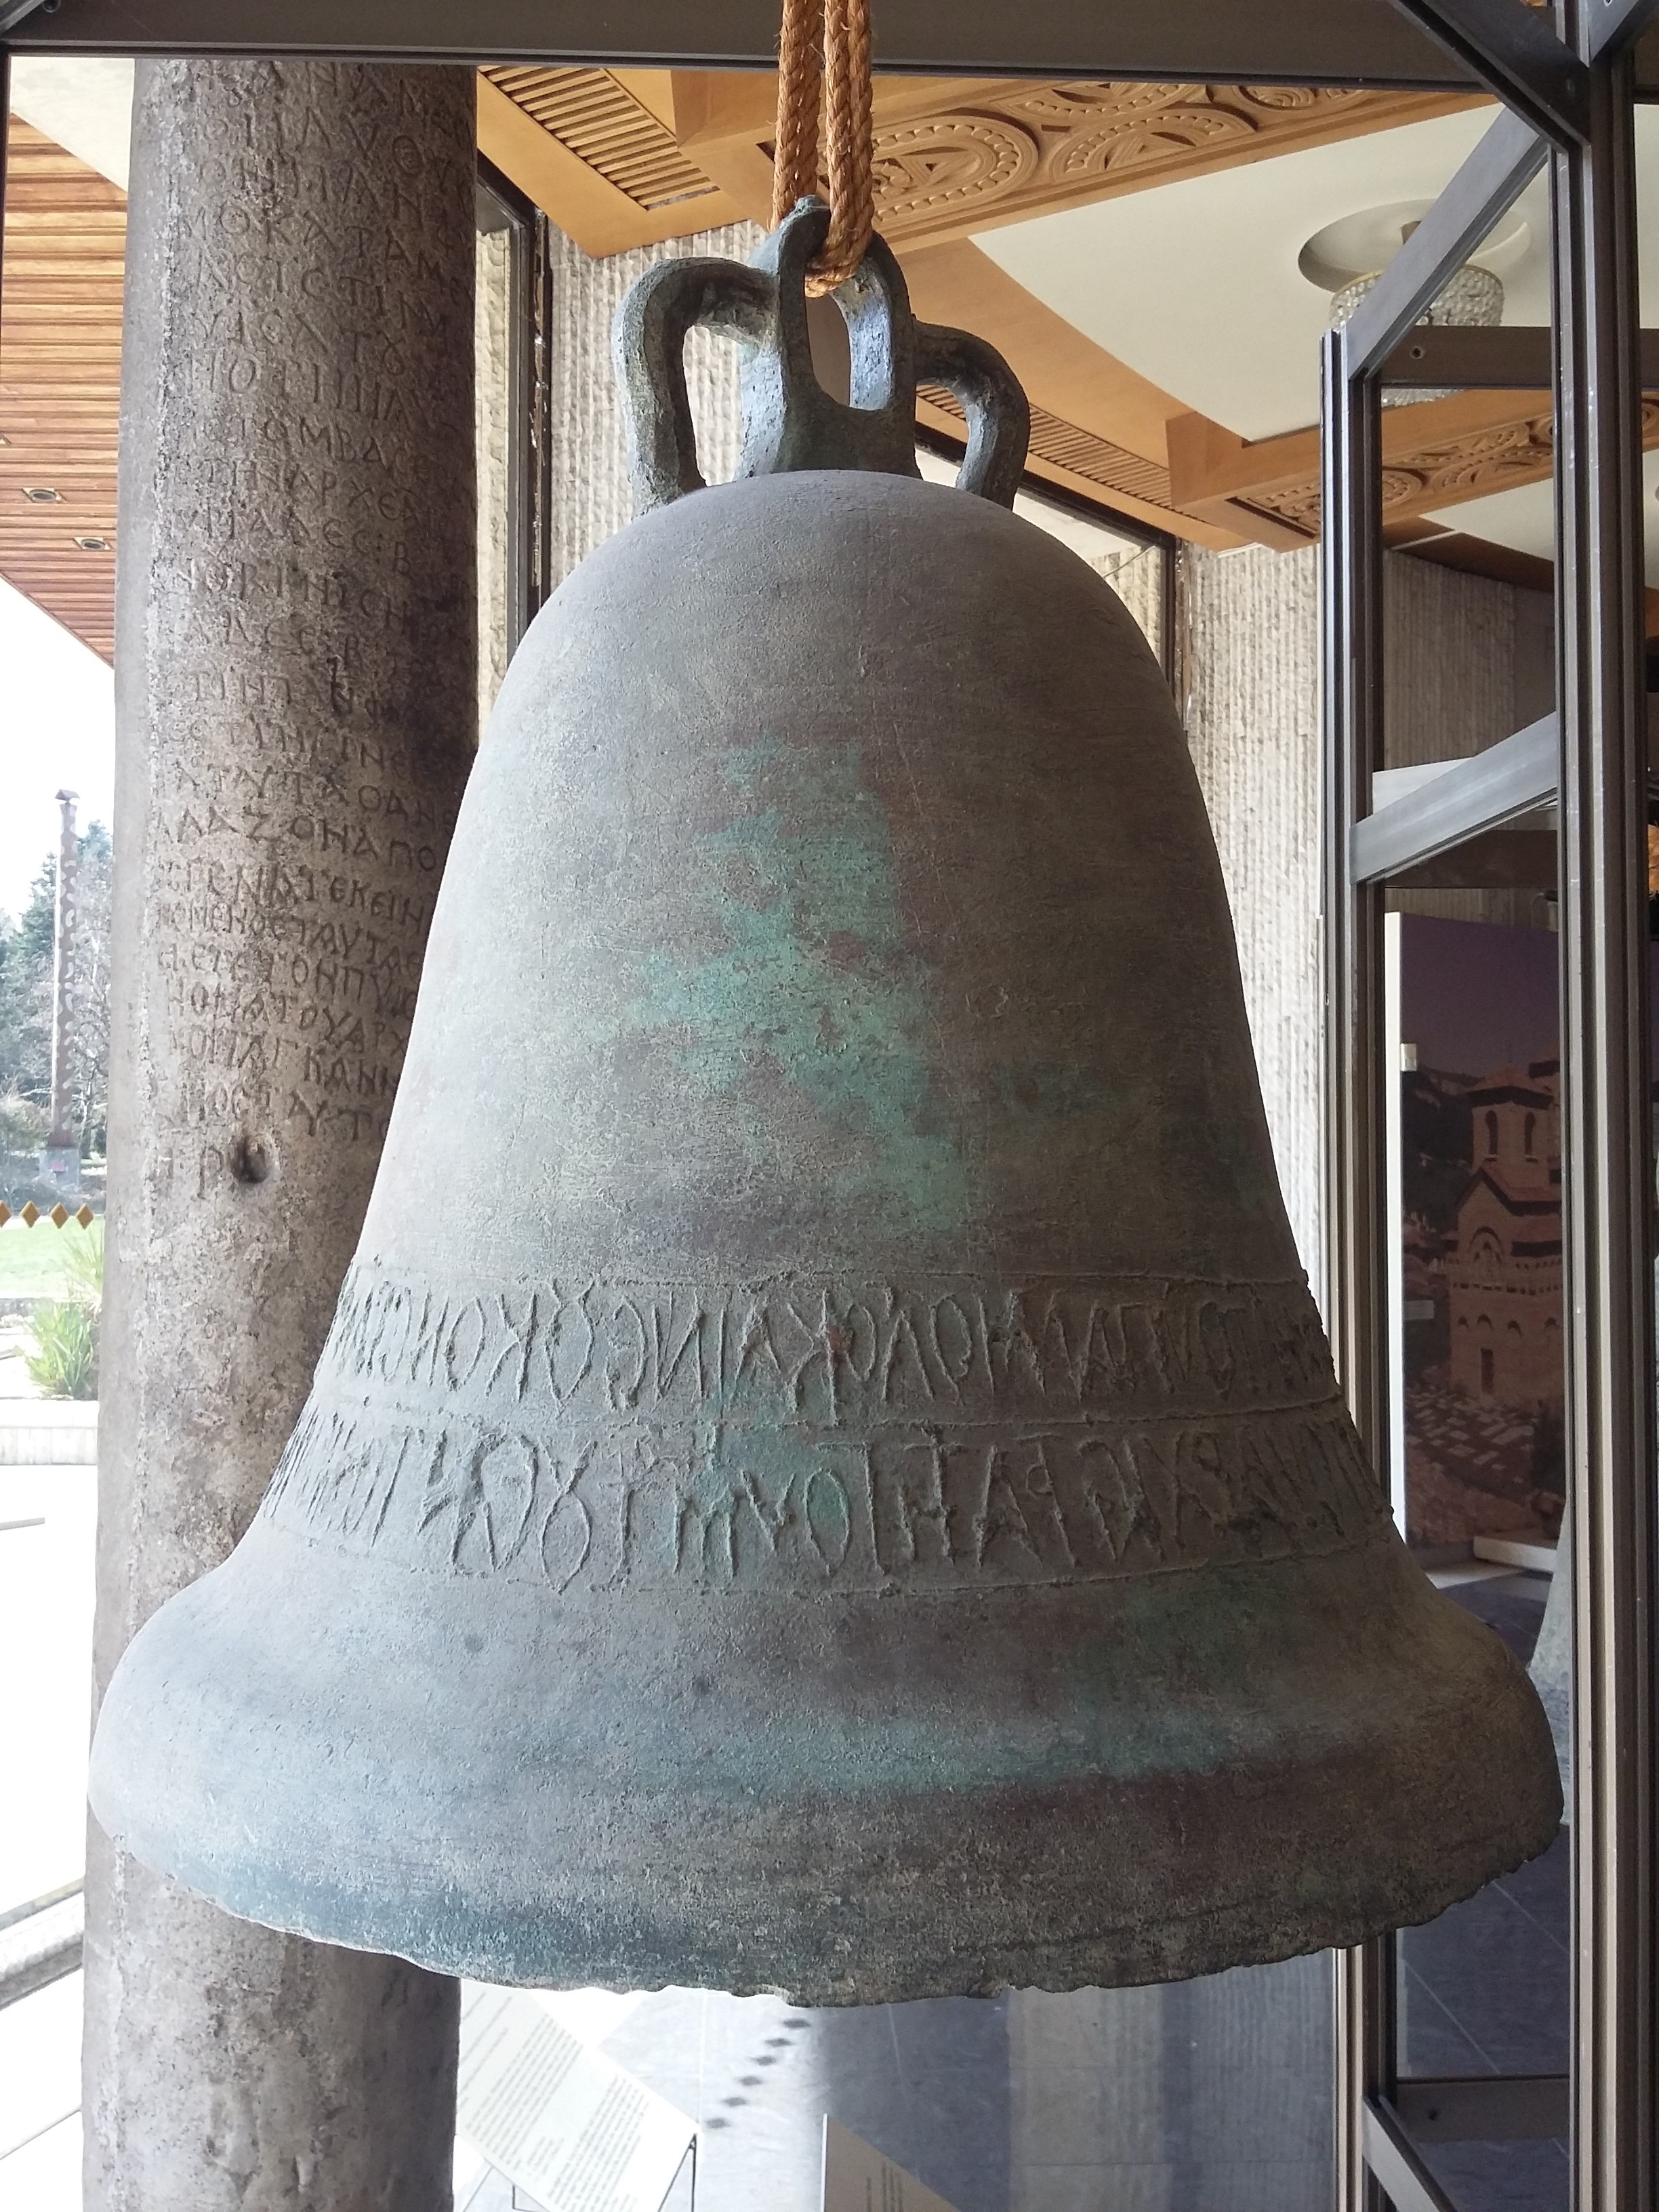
left=0, top=856, right=55, bottom=1107
left=0, top=822, right=114, bottom=1151
left=70, top=821, right=112, bottom=1153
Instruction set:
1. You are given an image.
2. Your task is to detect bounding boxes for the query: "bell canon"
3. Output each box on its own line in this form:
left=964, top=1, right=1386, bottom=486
left=89, top=202, right=1561, bottom=2004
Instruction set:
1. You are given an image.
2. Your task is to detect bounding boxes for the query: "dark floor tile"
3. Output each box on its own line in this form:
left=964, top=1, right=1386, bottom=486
left=1443, top=1572, right=1549, bottom=1667
left=1418, top=2136, right=1569, bottom=2212
left=1014, top=2165, right=1172, bottom=2212
left=1160, top=1957, right=1332, bottom=2167
left=886, top=1992, right=1009, bottom=2085
left=1013, top=2158, right=1330, bottom=2212
left=602, top=1988, right=1008, bottom=2212
left=1399, top=1961, right=1499, bottom=2079
left=1491, top=1828, right=1570, bottom=1953
left=1399, top=1856, right=1570, bottom=2076
left=1177, top=2158, right=1335, bottom=2212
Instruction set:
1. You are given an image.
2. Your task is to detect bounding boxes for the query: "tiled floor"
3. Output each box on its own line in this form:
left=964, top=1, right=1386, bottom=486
left=0, top=1460, right=94, bottom=2212
left=461, top=1962, right=1332, bottom=2212
left=602, top=1988, right=1009, bottom=2212
left=0, top=1464, right=96, bottom=1912
left=0, top=1972, right=83, bottom=2212
left=1401, top=1570, right=1568, bottom=2212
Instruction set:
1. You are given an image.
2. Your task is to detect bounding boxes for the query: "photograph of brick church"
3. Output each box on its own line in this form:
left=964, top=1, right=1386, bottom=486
left=1397, top=918, right=1568, bottom=1549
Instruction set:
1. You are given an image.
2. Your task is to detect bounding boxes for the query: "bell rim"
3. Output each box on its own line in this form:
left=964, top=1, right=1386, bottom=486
left=89, top=1521, right=1562, bottom=2004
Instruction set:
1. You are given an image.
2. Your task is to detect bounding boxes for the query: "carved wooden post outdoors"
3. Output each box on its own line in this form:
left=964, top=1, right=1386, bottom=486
left=45, top=788, right=81, bottom=1160
left=86, top=60, right=475, bottom=2210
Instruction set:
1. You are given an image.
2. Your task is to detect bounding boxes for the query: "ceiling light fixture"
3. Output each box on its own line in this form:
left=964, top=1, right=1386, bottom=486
left=1330, top=261, right=1503, bottom=405
left=73, top=533, right=112, bottom=551
left=22, top=485, right=64, bottom=502
left=1302, top=198, right=1524, bottom=407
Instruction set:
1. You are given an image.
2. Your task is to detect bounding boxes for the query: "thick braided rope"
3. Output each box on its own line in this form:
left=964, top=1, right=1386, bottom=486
left=815, top=0, right=874, bottom=291
left=771, top=0, right=874, bottom=293
left=771, top=0, right=825, bottom=225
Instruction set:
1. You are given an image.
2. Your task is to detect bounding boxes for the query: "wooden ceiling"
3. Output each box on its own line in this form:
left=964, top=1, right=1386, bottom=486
left=0, top=116, right=122, bottom=661
left=471, top=67, right=1511, bottom=549
left=476, top=67, right=1659, bottom=558
left=478, top=68, right=1480, bottom=262
left=0, top=67, right=1625, bottom=665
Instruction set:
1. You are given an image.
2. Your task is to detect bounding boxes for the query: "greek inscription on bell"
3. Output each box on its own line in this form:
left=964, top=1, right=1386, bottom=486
left=258, top=1265, right=1385, bottom=1593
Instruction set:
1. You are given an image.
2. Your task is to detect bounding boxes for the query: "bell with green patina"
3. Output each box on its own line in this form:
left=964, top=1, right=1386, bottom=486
left=88, top=201, right=1561, bottom=2004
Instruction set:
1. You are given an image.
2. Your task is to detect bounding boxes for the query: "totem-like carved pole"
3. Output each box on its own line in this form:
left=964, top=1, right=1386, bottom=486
left=45, top=787, right=79, bottom=1155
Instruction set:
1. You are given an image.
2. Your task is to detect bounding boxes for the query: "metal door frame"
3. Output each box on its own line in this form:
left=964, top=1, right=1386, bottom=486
left=3, top=3, right=1656, bottom=2205
left=1323, top=5, right=1658, bottom=2206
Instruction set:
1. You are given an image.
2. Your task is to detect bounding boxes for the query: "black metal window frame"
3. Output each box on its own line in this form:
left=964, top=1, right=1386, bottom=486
left=0, top=0, right=1578, bottom=85
left=475, top=155, right=542, bottom=661
left=5, top=5, right=1658, bottom=2207
left=1323, top=4, right=1659, bottom=2207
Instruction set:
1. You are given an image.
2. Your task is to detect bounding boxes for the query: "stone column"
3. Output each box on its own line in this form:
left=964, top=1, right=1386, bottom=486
left=87, top=60, right=475, bottom=2211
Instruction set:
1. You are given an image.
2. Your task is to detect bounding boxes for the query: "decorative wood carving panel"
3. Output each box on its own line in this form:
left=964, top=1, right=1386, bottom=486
left=872, top=83, right=1476, bottom=250
left=491, top=68, right=1481, bottom=258
left=1233, top=401, right=1659, bottom=542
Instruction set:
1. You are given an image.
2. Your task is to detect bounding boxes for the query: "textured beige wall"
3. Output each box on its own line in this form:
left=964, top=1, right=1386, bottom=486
left=1180, top=544, right=1325, bottom=1281
left=1008, top=1959, right=1334, bottom=2212
left=476, top=223, right=514, bottom=729
left=1179, top=541, right=1553, bottom=1289
left=1093, top=537, right=1165, bottom=664
left=542, top=219, right=764, bottom=590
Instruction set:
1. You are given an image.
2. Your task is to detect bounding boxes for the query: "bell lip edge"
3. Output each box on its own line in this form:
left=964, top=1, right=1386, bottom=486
left=85, top=1788, right=1567, bottom=2010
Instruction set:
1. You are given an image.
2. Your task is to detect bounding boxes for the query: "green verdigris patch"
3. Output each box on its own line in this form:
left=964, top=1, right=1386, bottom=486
left=628, top=734, right=968, bottom=1237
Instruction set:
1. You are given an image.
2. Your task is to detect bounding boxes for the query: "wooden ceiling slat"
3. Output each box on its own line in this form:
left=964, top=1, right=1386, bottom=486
left=1, top=114, right=123, bottom=660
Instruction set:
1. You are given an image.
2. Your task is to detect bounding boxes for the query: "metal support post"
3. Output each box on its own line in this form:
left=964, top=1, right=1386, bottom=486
left=1385, top=0, right=1590, bottom=141
left=0, top=0, right=1493, bottom=85
left=1322, top=325, right=1395, bottom=2212
left=1551, top=28, right=1658, bottom=2211
left=1, top=47, right=9, bottom=314
left=1340, top=106, right=1547, bottom=374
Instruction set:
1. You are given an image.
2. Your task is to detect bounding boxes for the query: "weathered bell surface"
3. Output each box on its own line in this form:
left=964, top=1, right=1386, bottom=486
left=89, top=203, right=1560, bottom=2003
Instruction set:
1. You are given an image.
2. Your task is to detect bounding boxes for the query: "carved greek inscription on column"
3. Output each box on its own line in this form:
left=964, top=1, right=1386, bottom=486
left=259, top=1269, right=1390, bottom=1591
left=141, top=68, right=474, bottom=1206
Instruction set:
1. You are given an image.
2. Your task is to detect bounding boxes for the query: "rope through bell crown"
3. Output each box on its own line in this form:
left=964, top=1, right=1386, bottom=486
left=772, top=0, right=875, bottom=295
left=613, top=0, right=1029, bottom=512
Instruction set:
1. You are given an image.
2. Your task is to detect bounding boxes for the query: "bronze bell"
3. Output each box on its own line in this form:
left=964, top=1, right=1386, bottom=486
left=89, top=201, right=1560, bottom=2004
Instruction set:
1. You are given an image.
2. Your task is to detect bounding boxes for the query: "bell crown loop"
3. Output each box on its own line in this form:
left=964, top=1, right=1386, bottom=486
left=614, top=197, right=1031, bottom=514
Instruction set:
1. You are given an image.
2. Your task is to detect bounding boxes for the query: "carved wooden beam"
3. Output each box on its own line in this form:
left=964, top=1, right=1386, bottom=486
left=474, top=66, right=1488, bottom=258
left=1167, top=388, right=1659, bottom=547
left=671, top=70, right=1488, bottom=254
left=477, top=68, right=744, bottom=255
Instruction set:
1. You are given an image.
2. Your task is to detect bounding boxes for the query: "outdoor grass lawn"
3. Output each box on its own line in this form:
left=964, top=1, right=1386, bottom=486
left=0, top=1218, right=102, bottom=1300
